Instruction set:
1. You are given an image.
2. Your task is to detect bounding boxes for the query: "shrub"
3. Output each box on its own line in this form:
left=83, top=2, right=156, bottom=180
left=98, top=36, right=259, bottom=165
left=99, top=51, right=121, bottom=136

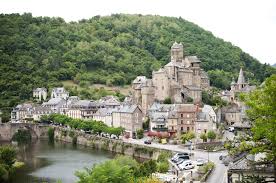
left=136, top=129, right=144, bottom=139
left=163, top=97, right=172, bottom=104
left=12, top=129, right=32, bottom=144
left=207, top=131, right=216, bottom=141
left=48, top=127, right=55, bottom=142
left=200, top=133, right=207, bottom=142
left=181, top=131, right=195, bottom=144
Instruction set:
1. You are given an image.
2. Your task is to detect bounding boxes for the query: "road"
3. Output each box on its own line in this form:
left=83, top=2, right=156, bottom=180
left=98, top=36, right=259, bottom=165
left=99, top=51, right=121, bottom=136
left=123, top=138, right=228, bottom=183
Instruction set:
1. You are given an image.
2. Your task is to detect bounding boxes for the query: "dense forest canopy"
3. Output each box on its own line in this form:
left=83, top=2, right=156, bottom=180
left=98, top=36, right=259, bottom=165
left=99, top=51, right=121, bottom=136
left=0, top=13, right=275, bottom=121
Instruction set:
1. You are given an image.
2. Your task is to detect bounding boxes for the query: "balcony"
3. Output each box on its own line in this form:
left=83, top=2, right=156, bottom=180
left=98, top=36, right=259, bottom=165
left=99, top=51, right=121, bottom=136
left=152, top=127, right=168, bottom=132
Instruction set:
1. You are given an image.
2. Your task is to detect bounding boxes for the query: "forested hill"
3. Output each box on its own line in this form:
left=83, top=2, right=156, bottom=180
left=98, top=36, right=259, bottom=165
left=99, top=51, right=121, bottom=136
left=0, top=13, right=275, bottom=119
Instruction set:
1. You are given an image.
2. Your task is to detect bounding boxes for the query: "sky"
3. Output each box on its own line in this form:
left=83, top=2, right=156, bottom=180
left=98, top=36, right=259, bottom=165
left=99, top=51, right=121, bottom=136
left=1, top=0, right=276, bottom=65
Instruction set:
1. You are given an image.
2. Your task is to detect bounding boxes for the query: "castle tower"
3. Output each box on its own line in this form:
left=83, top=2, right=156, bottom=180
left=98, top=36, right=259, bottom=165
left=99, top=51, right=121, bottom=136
left=237, top=67, right=246, bottom=90
left=230, top=77, right=236, bottom=91
left=141, top=80, right=155, bottom=114
left=171, top=42, right=184, bottom=63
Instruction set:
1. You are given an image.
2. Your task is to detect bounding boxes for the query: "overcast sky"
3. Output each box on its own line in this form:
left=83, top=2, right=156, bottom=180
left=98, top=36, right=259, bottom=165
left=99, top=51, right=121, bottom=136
left=1, top=0, right=275, bottom=65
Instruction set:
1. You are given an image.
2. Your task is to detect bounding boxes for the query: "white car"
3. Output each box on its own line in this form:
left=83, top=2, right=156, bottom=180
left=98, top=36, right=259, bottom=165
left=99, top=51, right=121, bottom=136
left=178, top=160, right=194, bottom=170
left=195, top=159, right=207, bottom=166
left=229, top=126, right=235, bottom=132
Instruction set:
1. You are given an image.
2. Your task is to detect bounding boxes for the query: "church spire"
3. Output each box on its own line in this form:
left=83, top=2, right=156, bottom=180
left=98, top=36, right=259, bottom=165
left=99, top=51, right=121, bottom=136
left=237, top=67, right=245, bottom=84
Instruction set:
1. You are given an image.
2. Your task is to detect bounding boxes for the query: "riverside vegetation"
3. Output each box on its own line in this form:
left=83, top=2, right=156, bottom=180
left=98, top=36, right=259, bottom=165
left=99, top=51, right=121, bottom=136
left=1, top=13, right=276, bottom=121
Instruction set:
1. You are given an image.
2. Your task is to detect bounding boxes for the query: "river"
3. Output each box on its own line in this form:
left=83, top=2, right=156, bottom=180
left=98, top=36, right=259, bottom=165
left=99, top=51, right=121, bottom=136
left=5, top=140, right=113, bottom=183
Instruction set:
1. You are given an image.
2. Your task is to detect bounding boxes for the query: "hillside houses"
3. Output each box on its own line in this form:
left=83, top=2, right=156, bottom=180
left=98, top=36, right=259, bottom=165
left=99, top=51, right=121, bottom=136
left=33, top=88, right=47, bottom=101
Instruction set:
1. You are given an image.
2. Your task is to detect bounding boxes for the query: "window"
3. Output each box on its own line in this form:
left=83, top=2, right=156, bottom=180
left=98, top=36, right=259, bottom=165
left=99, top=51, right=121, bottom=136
left=187, top=127, right=190, bottom=131
left=181, top=127, right=183, bottom=131
left=181, top=114, right=183, bottom=118
left=181, top=120, right=183, bottom=124
left=187, top=114, right=190, bottom=118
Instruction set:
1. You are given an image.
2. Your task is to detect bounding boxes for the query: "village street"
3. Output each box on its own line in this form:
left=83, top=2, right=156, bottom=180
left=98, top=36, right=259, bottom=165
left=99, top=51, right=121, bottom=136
left=123, top=138, right=228, bottom=183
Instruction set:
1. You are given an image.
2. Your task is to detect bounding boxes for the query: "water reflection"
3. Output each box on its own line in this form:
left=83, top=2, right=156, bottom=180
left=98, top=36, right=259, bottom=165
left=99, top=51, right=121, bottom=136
left=4, top=140, right=112, bottom=183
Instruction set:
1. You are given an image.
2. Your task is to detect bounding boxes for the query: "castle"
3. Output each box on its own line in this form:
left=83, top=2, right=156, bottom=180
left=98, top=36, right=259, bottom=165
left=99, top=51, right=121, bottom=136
left=132, top=42, right=210, bottom=114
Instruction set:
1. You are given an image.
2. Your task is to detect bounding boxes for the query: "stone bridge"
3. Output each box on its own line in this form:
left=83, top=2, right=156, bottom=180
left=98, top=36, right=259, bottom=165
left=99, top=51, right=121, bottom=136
left=0, top=123, right=49, bottom=141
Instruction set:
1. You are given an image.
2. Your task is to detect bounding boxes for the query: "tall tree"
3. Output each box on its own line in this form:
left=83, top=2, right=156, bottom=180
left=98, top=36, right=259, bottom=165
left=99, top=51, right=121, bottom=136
left=241, top=74, right=276, bottom=177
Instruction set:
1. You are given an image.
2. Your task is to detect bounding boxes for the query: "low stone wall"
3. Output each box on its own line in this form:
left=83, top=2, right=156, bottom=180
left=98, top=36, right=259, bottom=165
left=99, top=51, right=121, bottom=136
left=54, top=127, right=170, bottom=160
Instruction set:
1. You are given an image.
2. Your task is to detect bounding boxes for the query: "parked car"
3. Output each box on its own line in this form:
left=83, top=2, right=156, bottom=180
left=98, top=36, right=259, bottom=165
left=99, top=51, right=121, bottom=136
left=175, top=158, right=185, bottom=165
left=178, top=160, right=194, bottom=170
left=195, top=159, right=207, bottom=166
left=111, top=134, right=118, bottom=139
left=172, top=155, right=190, bottom=163
left=229, top=126, right=235, bottom=132
left=144, top=139, right=152, bottom=144
left=171, top=152, right=189, bottom=161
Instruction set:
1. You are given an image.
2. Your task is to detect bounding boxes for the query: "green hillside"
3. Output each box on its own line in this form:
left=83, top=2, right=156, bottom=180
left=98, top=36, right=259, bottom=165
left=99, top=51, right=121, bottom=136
left=0, top=13, right=275, bottom=121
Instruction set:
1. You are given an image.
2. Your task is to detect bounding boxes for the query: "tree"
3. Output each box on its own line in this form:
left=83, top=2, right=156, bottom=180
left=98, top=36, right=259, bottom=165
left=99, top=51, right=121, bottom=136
left=0, top=146, right=16, bottom=167
left=181, top=131, right=195, bottom=144
left=76, top=156, right=139, bottom=183
left=136, top=129, right=144, bottom=139
left=207, top=130, right=216, bottom=141
left=163, top=97, right=172, bottom=104
left=241, top=74, right=276, bottom=174
left=200, top=133, right=207, bottom=142
left=143, top=118, right=150, bottom=130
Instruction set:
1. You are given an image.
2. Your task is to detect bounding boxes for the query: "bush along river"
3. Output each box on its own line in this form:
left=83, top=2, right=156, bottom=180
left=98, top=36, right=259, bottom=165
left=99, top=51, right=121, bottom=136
left=2, top=140, right=113, bottom=183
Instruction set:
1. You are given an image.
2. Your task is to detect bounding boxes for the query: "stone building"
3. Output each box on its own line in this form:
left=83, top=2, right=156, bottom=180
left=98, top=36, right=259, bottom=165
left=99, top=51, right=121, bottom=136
left=132, top=42, right=209, bottom=114
left=195, top=105, right=217, bottom=136
left=51, top=87, right=69, bottom=100
left=221, top=68, right=256, bottom=103
left=33, top=88, right=47, bottom=101
left=176, top=104, right=197, bottom=135
left=228, top=154, right=274, bottom=183
left=112, top=105, right=143, bottom=137
left=32, top=106, right=54, bottom=121
left=148, top=103, right=198, bottom=137
left=42, top=98, right=66, bottom=114
left=93, top=108, right=118, bottom=127
left=66, top=100, right=100, bottom=119
left=11, top=103, right=34, bottom=123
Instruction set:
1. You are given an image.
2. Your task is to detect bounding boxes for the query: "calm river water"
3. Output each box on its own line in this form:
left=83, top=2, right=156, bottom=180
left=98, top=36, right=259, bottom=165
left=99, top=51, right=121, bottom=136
left=5, top=140, right=113, bottom=183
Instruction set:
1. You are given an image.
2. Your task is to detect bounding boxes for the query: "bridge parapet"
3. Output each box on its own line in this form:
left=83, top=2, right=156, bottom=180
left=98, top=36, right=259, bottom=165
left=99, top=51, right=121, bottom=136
left=0, top=123, right=49, bottom=141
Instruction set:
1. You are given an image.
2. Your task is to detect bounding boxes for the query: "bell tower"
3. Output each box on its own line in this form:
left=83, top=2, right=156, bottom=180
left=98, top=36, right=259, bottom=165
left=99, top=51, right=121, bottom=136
left=171, top=42, right=184, bottom=63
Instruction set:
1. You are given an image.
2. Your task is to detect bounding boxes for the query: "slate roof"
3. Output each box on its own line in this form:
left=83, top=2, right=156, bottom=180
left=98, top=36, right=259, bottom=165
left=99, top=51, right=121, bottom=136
left=43, top=98, right=65, bottom=106
left=98, top=96, right=120, bottom=106
left=133, top=76, right=147, bottom=84
left=71, top=100, right=98, bottom=108
left=33, top=87, right=47, bottom=92
left=186, top=56, right=201, bottom=63
left=94, top=108, right=117, bottom=116
left=228, top=156, right=274, bottom=173
left=52, top=87, right=68, bottom=94
left=13, top=103, right=34, bottom=111
left=114, top=104, right=140, bottom=113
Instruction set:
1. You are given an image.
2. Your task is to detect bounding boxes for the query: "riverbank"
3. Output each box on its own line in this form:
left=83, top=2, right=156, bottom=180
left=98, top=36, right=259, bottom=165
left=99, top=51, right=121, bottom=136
left=53, top=126, right=171, bottom=160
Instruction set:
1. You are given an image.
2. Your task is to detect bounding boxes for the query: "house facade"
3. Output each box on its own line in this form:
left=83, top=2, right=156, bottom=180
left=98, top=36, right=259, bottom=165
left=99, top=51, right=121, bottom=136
left=51, top=87, right=69, bottom=100
left=11, top=103, right=34, bottom=123
left=112, top=105, right=143, bottom=137
left=33, top=88, right=47, bottom=101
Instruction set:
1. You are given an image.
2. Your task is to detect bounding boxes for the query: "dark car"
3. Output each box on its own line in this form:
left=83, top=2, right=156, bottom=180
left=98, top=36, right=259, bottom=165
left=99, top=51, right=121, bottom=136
left=144, top=139, right=151, bottom=144
left=178, top=155, right=190, bottom=160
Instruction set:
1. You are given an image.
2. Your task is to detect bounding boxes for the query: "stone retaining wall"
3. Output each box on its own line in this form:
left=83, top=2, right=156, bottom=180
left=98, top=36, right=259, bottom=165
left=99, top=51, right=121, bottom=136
left=54, top=127, right=170, bottom=160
